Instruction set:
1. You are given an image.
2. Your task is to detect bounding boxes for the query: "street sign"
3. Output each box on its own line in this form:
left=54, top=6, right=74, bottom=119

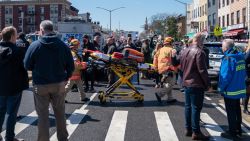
left=214, top=25, right=222, bottom=36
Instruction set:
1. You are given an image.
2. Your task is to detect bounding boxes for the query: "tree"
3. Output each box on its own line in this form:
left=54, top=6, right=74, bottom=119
left=166, top=16, right=178, bottom=40
left=149, top=13, right=180, bottom=40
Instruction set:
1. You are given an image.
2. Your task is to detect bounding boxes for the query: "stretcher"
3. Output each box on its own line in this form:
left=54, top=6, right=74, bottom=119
left=86, top=49, right=154, bottom=104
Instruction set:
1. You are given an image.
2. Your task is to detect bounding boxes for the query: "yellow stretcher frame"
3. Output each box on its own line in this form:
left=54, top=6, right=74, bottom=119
left=98, top=62, right=144, bottom=104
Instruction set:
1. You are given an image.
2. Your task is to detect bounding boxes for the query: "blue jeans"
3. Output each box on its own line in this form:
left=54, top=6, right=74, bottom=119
left=185, top=87, right=204, bottom=133
left=0, top=93, right=22, bottom=141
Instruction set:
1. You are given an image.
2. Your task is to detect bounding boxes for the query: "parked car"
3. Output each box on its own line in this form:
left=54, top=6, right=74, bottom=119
left=204, top=41, right=247, bottom=89
left=204, top=42, right=223, bottom=89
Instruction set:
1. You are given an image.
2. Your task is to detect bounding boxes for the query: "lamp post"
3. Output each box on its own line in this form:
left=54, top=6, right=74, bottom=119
left=96, top=7, right=125, bottom=35
left=173, top=0, right=189, bottom=35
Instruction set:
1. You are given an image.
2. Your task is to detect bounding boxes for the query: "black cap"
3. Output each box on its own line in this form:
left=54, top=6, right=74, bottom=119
left=83, top=35, right=89, bottom=39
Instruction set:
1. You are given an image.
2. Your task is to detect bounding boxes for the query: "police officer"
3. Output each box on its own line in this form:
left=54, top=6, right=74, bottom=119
left=16, top=32, right=30, bottom=55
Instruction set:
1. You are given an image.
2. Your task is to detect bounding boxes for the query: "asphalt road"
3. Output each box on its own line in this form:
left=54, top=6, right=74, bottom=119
left=1, top=79, right=250, bottom=141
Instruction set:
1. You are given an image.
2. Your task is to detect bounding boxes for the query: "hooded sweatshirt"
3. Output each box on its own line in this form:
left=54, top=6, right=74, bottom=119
left=0, top=42, right=29, bottom=95
left=24, top=33, right=74, bottom=85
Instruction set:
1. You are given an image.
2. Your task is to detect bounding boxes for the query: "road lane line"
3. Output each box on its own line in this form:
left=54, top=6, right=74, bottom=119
left=212, top=103, right=250, bottom=136
left=201, top=113, right=231, bottom=141
left=154, top=112, right=178, bottom=141
left=105, top=111, right=128, bottom=141
left=1, top=111, right=38, bottom=137
left=50, top=93, right=97, bottom=141
left=204, top=96, right=212, bottom=101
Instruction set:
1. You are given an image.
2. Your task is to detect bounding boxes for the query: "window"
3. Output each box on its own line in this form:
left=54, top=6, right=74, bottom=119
left=219, top=0, right=221, bottom=8
left=208, top=0, right=211, bottom=8
left=200, top=7, right=202, bottom=17
left=208, top=15, right=211, bottom=26
left=205, top=4, right=207, bottom=15
left=227, top=14, right=229, bottom=26
left=213, top=13, right=216, bottom=26
left=243, top=8, right=246, bottom=23
left=222, top=16, right=225, bottom=27
left=213, top=0, right=215, bottom=5
left=5, top=18, right=13, bottom=24
left=227, top=0, right=230, bottom=5
left=18, top=18, right=22, bottom=25
left=28, top=6, right=35, bottom=14
left=5, top=7, right=12, bottom=14
left=18, top=7, right=22, bottom=13
left=219, top=17, right=221, bottom=27
left=202, top=5, right=205, bottom=16
left=27, top=17, right=35, bottom=24
left=41, top=16, right=45, bottom=21
left=236, top=10, right=240, bottom=24
left=223, top=0, right=225, bottom=7
left=231, top=12, right=234, bottom=25
left=40, top=7, right=44, bottom=14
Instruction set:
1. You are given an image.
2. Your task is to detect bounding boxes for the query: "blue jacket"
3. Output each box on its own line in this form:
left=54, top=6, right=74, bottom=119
left=219, top=49, right=246, bottom=99
left=24, top=33, right=75, bottom=85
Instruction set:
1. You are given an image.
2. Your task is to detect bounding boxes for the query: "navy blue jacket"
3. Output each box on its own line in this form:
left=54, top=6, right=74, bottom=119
left=0, top=42, right=29, bottom=96
left=245, top=50, right=250, bottom=78
left=24, top=33, right=75, bottom=85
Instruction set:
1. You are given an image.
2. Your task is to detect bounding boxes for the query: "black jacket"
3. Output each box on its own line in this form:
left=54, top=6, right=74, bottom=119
left=16, top=38, right=30, bottom=59
left=0, top=42, right=29, bottom=96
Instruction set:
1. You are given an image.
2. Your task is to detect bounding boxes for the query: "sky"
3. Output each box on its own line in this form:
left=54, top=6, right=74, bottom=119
left=70, top=0, right=192, bottom=32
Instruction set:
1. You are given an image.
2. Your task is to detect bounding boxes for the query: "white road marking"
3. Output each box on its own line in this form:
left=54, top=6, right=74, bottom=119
left=1, top=111, right=38, bottom=137
left=50, top=93, right=97, bottom=141
left=204, top=96, right=212, bottom=101
left=105, top=111, right=128, bottom=141
left=201, top=113, right=231, bottom=141
left=154, top=112, right=179, bottom=141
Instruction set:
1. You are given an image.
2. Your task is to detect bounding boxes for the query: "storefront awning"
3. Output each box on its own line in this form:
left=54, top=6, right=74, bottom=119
left=185, top=32, right=195, bottom=38
left=223, top=29, right=245, bottom=37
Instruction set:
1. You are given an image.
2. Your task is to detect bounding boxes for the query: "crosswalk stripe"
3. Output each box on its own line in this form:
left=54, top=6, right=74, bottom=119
left=154, top=112, right=178, bottom=141
left=1, top=111, right=38, bottom=137
left=50, top=93, right=97, bottom=141
left=105, top=111, right=128, bottom=141
left=212, top=103, right=250, bottom=136
left=200, top=113, right=231, bottom=141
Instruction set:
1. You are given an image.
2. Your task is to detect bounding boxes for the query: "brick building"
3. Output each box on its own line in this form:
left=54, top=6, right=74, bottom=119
left=0, top=0, right=78, bottom=33
left=218, top=0, right=248, bottom=39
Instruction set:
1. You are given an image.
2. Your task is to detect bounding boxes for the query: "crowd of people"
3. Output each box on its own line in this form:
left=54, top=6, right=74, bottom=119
left=0, top=19, right=249, bottom=141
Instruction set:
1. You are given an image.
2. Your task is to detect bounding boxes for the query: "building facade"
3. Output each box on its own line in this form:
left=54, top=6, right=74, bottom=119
left=218, top=0, right=247, bottom=39
left=0, top=0, right=78, bottom=33
left=186, top=0, right=208, bottom=38
left=208, top=0, right=219, bottom=34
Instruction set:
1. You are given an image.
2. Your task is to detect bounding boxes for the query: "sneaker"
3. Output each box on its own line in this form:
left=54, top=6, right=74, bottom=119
left=221, top=131, right=237, bottom=140
left=15, top=138, right=24, bottom=141
left=155, top=93, right=162, bottom=103
left=185, top=129, right=192, bottom=137
left=243, top=109, right=250, bottom=115
left=89, top=88, right=96, bottom=93
left=192, top=132, right=210, bottom=140
left=81, top=98, right=90, bottom=102
left=166, top=99, right=177, bottom=104
left=84, top=88, right=89, bottom=92
left=155, top=84, right=160, bottom=88
left=71, top=88, right=78, bottom=92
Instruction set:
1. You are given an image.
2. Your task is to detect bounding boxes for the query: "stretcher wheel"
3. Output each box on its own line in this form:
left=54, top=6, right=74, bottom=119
left=98, top=91, right=106, bottom=105
left=137, top=96, right=144, bottom=103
